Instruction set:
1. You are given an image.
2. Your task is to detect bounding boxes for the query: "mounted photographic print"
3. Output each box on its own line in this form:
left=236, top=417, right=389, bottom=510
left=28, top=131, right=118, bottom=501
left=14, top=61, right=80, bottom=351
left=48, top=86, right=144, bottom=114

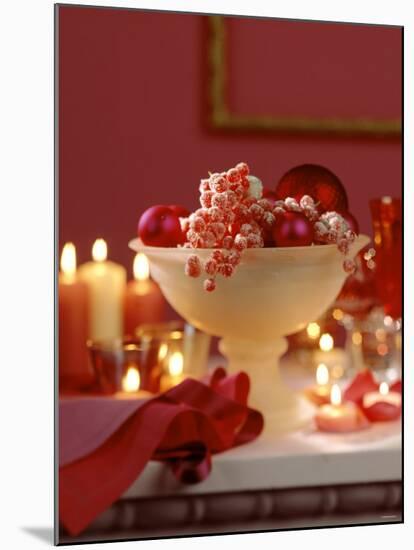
left=56, top=4, right=403, bottom=545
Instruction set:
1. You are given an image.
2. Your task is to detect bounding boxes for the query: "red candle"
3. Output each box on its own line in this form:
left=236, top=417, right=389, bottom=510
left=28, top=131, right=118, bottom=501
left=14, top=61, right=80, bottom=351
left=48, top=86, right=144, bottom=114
left=124, top=253, right=166, bottom=337
left=315, top=384, right=369, bottom=433
left=59, top=243, right=93, bottom=393
left=362, top=382, right=401, bottom=422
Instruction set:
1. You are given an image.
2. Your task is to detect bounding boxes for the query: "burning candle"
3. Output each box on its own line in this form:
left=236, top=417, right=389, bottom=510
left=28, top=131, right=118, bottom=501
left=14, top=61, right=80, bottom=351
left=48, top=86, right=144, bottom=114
left=315, top=384, right=368, bottom=433
left=116, top=364, right=152, bottom=399
left=160, top=351, right=186, bottom=391
left=78, top=239, right=126, bottom=341
left=362, top=382, right=401, bottom=422
left=304, top=363, right=331, bottom=406
left=58, top=243, right=92, bottom=392
left=313, top=332, right=347, bottom=373
left=123, top=253, right=166, bottom=337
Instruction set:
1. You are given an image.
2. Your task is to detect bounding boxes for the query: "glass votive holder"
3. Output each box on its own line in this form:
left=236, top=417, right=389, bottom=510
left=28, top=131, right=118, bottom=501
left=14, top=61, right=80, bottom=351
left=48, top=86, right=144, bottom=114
left=87, top=338, right=163, bottom=395
left=135, top=321, right=211, bottom=384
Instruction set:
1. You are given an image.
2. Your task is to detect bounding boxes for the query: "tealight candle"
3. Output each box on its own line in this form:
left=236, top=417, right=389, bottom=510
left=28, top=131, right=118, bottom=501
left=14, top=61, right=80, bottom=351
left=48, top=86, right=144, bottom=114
left=115, top=364, right=152, bottom=399
left=160, top=351, right=186, bottom=391
left=123, top=253, right=166, bottom=337
left=315, top=384, right=368, bottom=433
left=313, top=332, right=348, bottom=373
left=58, top=243, right=93, bottom=392
left=304, top=363, right=331, bottom=406
left=78, top=239, right=126, bottom=341
left=362, top=382, right=401, bottom=422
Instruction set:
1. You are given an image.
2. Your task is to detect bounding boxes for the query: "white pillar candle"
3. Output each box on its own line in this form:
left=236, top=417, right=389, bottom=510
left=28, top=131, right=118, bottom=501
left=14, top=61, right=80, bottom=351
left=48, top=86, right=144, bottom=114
left=78, top=239, right=126, bottom=341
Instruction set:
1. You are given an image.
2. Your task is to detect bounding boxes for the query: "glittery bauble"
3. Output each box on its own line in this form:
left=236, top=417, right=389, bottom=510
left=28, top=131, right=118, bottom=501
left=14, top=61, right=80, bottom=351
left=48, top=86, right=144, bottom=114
left=272, top=212, right=314, bottom=247
left=275, top=164, right=349, bottom=213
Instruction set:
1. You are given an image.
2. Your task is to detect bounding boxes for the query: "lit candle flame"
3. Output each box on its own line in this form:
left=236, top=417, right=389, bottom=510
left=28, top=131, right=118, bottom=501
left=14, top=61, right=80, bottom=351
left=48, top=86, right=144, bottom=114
left=158, top=343, right=168, bottom=362
left=330, top=384, right=342, bottom=406
left=122, top=366, right=140, bottom=392
left=319, top=333, right=334, bottom=352
left=92, top=238, right=107, bottom=262
left=316, top=363, right=329, bottom=386
left=379, top=382, right=389, bottom=396
left=133, top=253, right=150, bottom=281
left=306, top=322, right=320, bottom=340
left=61, top=242, right=77, bottom=277
left=169, top=351, right=183, bottom=377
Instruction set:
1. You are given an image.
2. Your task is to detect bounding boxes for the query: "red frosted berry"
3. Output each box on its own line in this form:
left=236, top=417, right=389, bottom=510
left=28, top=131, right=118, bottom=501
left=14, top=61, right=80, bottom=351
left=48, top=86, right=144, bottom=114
left=221, top=209, right=235, bottom=224
left=234, top=234, right=248, bottom=251
left=222, top=235, right=233, bottom=249
left=185, top=255, right=202, bottom=277
left=204, top=278, right=216, bottom=292
left=210, top=176, right=228, bottom=193
left=189, top=216, right=206, bottom=233
left=240, top=223, right=253, bottom=236
left=236, top=162, right=249, bottom=177
left=227, top=250, right=241, bottom=266
left=343, top=259, right=356, bottom=274
left=249, top=203, right=264, bottom=222
left=211, top=249, right=225, bottom=263
left=201, top=230, right=216, bottom=248
left=138, top=205, right=184, bottom=247
left=338, top=239, right=349, bottom=254
left=272, top=212, right=314, bottom=247
left=204, top=258, right=218, bottom=276
left=247, top=233, right=263, bottom=248
left=199, top=179, right=211, bottom=192
left=200, top=191, right=213, bottom=208
left=223, top=190, right=237, bottom=208
left=210, top=222, right=226, bottom=240
left=212, top=193, right=227, bottom=209
left=208, top=206, right=224, bottom=222
left=257, top=198, right=273, bottom=211
left=227, top=168, right=241, bottom=183
left=219, top=263, right=234, bottom=278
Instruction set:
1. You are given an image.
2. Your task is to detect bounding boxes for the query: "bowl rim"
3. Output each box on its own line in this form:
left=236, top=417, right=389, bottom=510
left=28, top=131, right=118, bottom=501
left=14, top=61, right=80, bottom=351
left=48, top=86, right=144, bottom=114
left=129, top=234, right=370, bottom=256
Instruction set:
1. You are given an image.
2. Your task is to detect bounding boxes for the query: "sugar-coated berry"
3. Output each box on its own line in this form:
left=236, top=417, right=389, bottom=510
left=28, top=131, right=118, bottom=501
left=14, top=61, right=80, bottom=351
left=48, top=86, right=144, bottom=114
left=257, top=198, right=273, bottom=211
left=204, top=278, right=216, bottom=292
left=343, top=259, right=356, bottom=274
left=185, top=255, right=202, bottom=277
left=227, top=168, right=241, bottom=183
left=199, top=179, right=211, bottom=192
left=189, top=216, right=206, bottom=232
left=211, top=249, right=225, bottom=263
left=211, top=192, right=227, bottom=209
left=284, top=197, right=301, bottom=212
left=227, top=250, right=241, bottom=266
left=222, top=235, right=233, bottom=249
left=247, top=233, right=263, bottom=248
left=219, top=263, right=234, bottom=278
left=210, top=222, right=226, bottom=240
left=236, top=162, right=249, bottom=177
left=204, top=258, right=218, bottom=276
left=234, top=234, right=248, bottom=251
left=211, top=176, right=228, bottom=193
left=240, top=223, right=253, bottom=236
left=208, top=206, right=224, bottom=222
left=200, top=191, right=213, bottom=208
left=247, top=175, right=263, bottom=199
left=249, top=203, right=264, bottom=221
left=201, top=230, right=216, bottom=248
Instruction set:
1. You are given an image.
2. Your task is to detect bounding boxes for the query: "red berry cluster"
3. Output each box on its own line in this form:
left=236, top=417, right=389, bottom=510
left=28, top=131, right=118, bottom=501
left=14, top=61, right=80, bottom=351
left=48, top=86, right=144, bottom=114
left=180, top=162, right=357, bottom=291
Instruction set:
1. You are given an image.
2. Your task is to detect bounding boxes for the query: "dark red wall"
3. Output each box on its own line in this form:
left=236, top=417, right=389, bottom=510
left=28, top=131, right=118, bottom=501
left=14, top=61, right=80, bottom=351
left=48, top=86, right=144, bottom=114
left=58, top=7, right=402, bottom=276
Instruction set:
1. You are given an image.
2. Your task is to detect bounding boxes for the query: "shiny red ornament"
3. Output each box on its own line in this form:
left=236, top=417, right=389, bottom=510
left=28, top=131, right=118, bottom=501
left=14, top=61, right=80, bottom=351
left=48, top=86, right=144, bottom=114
left=138, top=205, right=184, bottom=247
left=168, top=204, right=190, bottom=218
left=275, top=164, right=349, bottom=213
left=272, top=212, right=314, bottom=247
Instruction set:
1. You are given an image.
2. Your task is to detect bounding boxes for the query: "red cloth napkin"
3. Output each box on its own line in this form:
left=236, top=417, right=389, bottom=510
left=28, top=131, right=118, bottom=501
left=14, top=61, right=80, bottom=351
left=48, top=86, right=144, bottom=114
left=59, top=368, right=263, bottom=536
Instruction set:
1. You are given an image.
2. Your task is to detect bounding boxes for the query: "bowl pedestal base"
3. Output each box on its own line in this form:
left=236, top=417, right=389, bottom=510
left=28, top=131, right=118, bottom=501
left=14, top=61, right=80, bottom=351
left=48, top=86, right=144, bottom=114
left=219, top=337, right=315, bottom=435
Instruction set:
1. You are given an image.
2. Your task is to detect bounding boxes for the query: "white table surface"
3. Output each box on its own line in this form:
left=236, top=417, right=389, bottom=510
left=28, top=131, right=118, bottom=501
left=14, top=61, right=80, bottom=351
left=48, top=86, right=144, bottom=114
left=122, top=357, right=401, bottom=500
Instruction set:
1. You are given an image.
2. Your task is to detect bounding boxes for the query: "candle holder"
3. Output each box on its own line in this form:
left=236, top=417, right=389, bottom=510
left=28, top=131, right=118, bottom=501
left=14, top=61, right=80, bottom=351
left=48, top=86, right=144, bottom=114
left=136, top=321, right=211, bottom=379
left=88, top=338, right=164, bottom=395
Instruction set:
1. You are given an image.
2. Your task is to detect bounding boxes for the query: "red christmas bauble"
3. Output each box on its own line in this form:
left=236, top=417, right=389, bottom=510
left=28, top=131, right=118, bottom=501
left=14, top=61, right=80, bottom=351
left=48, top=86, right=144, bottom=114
left=272, top=212, right=314, bottom=247
left=168, top=204, right=190, bottom=218
left=138, top=205, right=184, bottom=247
left=275, top=164, right=349, bottom=213
left=337, top=210, right=359, bottom=235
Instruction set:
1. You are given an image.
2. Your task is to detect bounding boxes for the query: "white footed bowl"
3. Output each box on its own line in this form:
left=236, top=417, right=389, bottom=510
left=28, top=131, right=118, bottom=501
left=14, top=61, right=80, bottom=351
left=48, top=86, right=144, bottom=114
left=129, top=235, right=370, bottom=434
